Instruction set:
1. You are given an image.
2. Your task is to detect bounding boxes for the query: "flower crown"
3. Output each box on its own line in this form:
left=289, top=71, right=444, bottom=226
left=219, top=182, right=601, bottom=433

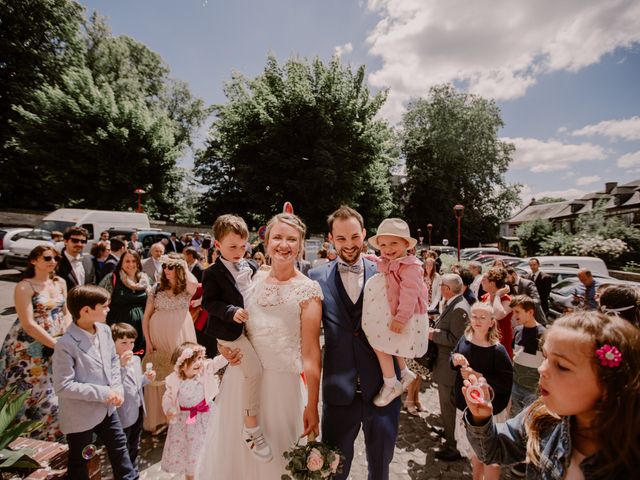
left=174, top=345, right=205, bottom=373
left=595, top=344, right=622, bottom=368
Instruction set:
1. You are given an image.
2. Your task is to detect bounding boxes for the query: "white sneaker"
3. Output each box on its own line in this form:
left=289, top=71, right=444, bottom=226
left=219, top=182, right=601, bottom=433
left=242, top=426, right=273, bottom=463
left=400, top=370, right=417, bottom=391
left=373, top=380, right=403, bottom=407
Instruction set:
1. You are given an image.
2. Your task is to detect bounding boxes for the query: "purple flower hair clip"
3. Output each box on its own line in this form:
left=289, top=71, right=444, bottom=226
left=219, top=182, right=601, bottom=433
left=595, top=344, right=622, bottom=368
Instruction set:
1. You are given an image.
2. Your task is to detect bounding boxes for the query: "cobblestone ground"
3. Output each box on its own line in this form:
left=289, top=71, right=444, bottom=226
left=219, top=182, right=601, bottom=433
left=101, top=377, right=517, bottom=479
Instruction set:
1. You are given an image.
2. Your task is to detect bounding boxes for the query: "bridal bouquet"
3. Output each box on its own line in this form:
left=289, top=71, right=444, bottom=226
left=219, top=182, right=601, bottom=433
left=281, top=438, right=344, bottom=479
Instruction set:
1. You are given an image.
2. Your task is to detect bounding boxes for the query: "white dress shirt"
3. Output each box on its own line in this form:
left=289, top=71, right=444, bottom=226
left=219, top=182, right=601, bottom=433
left=220, top=257, right=254, bottom=300
left=64, top=250, right=85, bottom=285
left=337, top=257, right=365, bottom=304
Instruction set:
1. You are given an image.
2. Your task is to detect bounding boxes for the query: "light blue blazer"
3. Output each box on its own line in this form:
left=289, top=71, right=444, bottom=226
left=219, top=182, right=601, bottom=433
left=117, top=355, right=149, bottom=429
left=52, top=322, right=123, bottom=434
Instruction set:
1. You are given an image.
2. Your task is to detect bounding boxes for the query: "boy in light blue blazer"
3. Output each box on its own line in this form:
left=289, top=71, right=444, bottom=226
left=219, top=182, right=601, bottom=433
left=52, top=286, right=138, bottom=480
left=111, top=323, right=156, bottom=469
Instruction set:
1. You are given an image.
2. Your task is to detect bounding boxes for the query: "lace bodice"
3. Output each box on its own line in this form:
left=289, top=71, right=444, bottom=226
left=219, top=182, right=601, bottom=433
left=153, top=289, right=192, bottom=311
left=245, top=273, right=323, bottom=373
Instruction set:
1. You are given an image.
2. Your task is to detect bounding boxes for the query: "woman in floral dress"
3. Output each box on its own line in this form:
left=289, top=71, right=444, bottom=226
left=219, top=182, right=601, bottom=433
left=0, top=245, right=72, bottom=441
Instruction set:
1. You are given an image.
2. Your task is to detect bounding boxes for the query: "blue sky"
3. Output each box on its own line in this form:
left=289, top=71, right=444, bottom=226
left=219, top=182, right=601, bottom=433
left=79, top=0, right=640, bottom=205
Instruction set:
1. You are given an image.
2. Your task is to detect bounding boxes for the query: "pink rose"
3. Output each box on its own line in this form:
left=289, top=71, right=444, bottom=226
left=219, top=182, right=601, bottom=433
left=306, top=448, right=324, bottom=472
left=329, top=453, right=340, bottom=473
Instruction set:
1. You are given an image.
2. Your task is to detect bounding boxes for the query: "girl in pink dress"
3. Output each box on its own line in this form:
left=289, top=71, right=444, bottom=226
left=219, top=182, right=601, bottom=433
left=362, top=218, right=429, bottom=407
left=161, top=342, right=227, bottom=480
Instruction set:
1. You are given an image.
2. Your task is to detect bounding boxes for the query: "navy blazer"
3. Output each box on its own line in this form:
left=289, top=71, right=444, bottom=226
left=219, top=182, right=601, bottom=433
left=201, top=257, right=257, bottom=341
left=309, top=258, right=383, bottom=405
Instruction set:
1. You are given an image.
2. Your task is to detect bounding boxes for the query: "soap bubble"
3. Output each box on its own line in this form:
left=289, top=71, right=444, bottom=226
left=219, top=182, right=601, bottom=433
left=81, top=444, right=97, bottom=460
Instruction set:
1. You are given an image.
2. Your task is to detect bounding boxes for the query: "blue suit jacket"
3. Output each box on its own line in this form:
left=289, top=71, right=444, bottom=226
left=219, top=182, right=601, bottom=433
left=309, top=258, right=383, bottom=405
left=53, top=322, right=123, bottom=434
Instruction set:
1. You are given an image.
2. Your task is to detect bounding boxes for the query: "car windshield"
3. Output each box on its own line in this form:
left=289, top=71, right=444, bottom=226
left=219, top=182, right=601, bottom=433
left=26, top=229, right=53, bottom=241
left=36, top=220, right=74, bottom=233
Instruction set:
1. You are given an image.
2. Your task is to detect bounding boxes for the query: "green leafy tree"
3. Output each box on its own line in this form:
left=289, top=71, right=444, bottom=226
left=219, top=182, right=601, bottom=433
left=195, top=55, right=395, bottom=233
left=536, top=196, right=566, bottom=204
left=399, top=84, right=521, bottom=245
left=0, top=0, right=85, bottom=203
left=516, top=219, right=554, bottom=255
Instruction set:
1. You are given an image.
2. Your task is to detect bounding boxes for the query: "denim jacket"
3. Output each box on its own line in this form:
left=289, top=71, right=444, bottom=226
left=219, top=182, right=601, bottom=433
left=464, top=409, right=627, bottom=480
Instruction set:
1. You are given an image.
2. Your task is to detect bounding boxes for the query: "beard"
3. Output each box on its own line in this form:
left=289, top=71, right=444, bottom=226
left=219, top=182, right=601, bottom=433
left=336, top=245, right=361, bottom=265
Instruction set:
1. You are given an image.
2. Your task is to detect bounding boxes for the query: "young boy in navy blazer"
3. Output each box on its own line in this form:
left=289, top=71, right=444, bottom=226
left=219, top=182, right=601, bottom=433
left=202, top=214, right=272, bottom=462
left=111, top=323, right=156, bottom=469
left=53, top=286, right=138, bottom=480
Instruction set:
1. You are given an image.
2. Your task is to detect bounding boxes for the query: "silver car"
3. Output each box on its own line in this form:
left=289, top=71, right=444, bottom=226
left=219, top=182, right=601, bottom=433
left=0, top=228, right=33, bottom=268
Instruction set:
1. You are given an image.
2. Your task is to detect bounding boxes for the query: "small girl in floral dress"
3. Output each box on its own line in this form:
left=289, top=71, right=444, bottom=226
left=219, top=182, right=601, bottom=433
left=161, top=342, right=228, bottom=479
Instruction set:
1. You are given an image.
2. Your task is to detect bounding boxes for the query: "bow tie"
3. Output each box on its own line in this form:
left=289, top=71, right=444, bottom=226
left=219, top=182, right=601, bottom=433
left=338, top=263, right=362, bottom=274
left=69, top=257, right=82, bottom=264
left=234, top=260, right=250, bottom=272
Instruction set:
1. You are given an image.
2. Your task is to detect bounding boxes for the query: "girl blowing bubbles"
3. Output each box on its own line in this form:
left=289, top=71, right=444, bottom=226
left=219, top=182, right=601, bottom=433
left=464, top=311, right=640, bottom=479
left=451, top=303, right=512, bottom=480
left=362, top=218, right=429, bottom=407
left=161, top=342, right=228, bottom=480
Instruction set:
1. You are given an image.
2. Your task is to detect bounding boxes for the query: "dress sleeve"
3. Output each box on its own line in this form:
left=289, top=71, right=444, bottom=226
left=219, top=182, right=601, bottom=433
left=296, top=280, right=324, bottom=307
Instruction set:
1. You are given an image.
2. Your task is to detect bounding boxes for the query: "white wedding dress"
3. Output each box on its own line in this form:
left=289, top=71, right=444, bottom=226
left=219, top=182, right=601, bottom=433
left=196, top=272, right=323, bottom=479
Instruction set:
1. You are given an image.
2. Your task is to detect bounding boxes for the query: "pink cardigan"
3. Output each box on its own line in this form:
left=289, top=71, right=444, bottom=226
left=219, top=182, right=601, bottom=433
left=371, top=255, right=428, bottom=324
left=162, top=355, right=228, bottom=413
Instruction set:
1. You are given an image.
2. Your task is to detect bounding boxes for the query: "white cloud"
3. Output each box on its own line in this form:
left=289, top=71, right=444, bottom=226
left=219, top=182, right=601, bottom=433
left=571, top=116, right=640, bottom=141
left=617, top=150, right=640, bottom=168
left=519, top=185, right=588, bottom=204
left=334, top=42, right=353, bottom=57
left=366, top=0, right=640, bottom=123
left=576, top=175, right=602, bottom=186
left=504, top=137, right=607, bottom=173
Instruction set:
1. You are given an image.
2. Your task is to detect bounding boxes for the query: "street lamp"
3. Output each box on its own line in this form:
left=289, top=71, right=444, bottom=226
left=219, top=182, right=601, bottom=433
left=427, top=224, right=433, bottom=250
left=417, top=228, right=423, bottom=246
left=453, top=204, right=464, bottom=261
left=134, top=188, right=146, bottom=213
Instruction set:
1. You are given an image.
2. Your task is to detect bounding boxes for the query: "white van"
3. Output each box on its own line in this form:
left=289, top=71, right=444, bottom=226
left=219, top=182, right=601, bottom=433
left=524, top=256, right=609, bottom=276
left=5, top=209, right=150, bottom=270
left=37, top=208, right=150, bottom=241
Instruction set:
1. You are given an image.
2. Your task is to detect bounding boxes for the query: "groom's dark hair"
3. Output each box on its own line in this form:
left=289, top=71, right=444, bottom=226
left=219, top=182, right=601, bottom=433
left=327, top=205, right=364, bottom=232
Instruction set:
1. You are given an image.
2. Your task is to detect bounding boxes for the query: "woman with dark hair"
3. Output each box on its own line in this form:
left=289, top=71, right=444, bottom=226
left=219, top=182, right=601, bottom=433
left=99, top=249, right=152, bottom=354
left=141, top=253, right=198, bottom=433
left=599, top=285, right=640, bottom=328
left=0, top=245, right=71, bottom=441
left=91, top=240, right=115, bottom=283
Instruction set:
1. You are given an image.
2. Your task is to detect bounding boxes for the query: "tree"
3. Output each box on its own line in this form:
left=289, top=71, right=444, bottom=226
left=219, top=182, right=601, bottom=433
left=0, top=0, right=85, bottom=202
left=399, top=84, right=521, bottom=245
left=536, top=196, right=566, bottom=204
left=195, top=55, right=395, bottom=233
left=516, top=219, right=554, bottom=256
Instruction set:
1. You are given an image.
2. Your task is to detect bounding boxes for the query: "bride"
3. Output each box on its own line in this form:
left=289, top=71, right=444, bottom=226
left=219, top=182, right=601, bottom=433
left=196, top=213, right=322, bottom=479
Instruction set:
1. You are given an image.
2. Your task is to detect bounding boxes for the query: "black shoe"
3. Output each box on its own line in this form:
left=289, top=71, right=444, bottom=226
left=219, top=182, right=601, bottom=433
left=510, top=463, right=527, bottom=477
left=435, top=447, right=462, bottom=461
left=429, top=425, right=445, bottom=438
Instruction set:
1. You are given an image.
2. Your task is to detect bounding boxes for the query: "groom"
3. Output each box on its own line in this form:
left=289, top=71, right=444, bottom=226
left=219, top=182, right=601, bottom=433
left=309, top=206, right=400, bottom=480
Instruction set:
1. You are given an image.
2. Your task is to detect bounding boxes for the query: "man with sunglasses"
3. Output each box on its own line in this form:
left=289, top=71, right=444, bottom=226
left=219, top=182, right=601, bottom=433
left=56, top=226, right=96, bottom=291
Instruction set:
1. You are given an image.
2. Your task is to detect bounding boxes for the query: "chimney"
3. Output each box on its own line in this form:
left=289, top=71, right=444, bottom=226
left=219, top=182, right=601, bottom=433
left=605, top=182, right=617, bottom=194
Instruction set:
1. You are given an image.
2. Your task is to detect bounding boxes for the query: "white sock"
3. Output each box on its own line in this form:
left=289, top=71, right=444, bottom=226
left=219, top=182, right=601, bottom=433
left=383, top=376, right=396, bottom=388
left=244, top=425, right=259, bottom=433
left=400, top=367, right=410, bottom=378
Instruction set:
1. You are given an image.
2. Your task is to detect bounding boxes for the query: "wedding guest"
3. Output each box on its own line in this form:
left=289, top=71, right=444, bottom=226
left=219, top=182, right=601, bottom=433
left=100, top=250, right=152, bottom=355
left=92, top=241, right=114, bottom=283
left=183, top=247, right=204, bottom=283
left=202, top=214, right=272, bottom=462
left=312, top=248, right=329, bottom=268
left=161, top=342, right=227, bottom=480
left=166, top=232, right=184, bottom=254
left=198, top=213, right=322, bottom=478
left=100, top=230, right=110, bottom=241
left=424, top=257, right=442, bottom=311
left=112, top=323, right=156, bottom=469
left=53, top=285, right=137, bottom=479
left=459, top=268, right=478, bottom=306
left=599, top=284, right=640, bottom=328
left=309, top=206, right=400, bottom=479
left=480, top=268, right=513, bottom=358
left=525, top=258, right=552, bottom=315
left=56, top=226, right=96, bottom=291
left=468, top=261, right=483, bottom=298
left=574, top=269, right=599, bottom=311
left=0, top=245, right=71, bottom=441
left=142, top=254, right=198, bottom=434
left=327, top=248, right=338, bottom=261
left=142, top=242, right=165, bottom=284
left=252, top=251, right=266, bottom=268
left=127, top=232, right=143, bottom=254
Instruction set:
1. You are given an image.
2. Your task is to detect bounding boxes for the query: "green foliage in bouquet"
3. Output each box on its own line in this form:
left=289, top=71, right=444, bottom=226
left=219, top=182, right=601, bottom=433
left=0, top=387, right=44, bottom=469
left=281, top=440, right=344, bottom=479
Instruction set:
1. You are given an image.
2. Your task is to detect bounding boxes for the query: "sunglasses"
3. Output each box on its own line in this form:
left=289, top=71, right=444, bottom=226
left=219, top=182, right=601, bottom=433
left=42, top=255, right=57, bottom=262
left=69, top=238, right=88, bottom=244
left=162, top=263, right=179, bottom=270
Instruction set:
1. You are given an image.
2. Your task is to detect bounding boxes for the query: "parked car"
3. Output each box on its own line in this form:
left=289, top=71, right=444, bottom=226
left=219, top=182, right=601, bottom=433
left=0, top=228, right=33, bottom=268
left=105, top=229, right=171, bottom=258
left=476, top=255, right=523, bottom=267
left=514, top=266, right=618, bottom=286
left=518, top=256, right=609, bottom=276
left=461, top=247, right=516, bottom=260
left=429, top=245, right=457, bottom=256
left=5, top=229, right=55, bottom=271
left=547, top=277, right=632, bottom=320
